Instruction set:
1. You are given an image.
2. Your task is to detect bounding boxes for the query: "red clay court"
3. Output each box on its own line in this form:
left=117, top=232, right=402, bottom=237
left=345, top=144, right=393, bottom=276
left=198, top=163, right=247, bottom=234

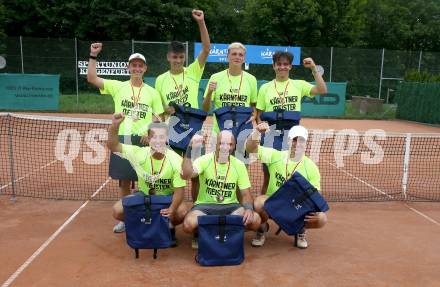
left=1, top=114, right=440, bottom=287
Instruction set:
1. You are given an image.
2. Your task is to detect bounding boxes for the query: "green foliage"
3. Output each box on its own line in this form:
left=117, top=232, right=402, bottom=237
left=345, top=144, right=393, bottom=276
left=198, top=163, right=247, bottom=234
left=404, top=70, right=440, bottom=82
left=59, top=93, right=114, bottom=114
left=344, top=101, right=396, bottom=119
left=0, top=1, right=6, bottom=53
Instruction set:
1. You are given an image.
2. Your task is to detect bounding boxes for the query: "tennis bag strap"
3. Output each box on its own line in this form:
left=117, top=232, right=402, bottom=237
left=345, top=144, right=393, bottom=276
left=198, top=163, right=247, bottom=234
left=196, top=215, right=245, bottom=266
left=264, top=172, right=329, bottom=236
left=123, top=194, right=172, bottom=259
left=260, top=110, right=301, bottom=150
left=168, top=102, right=207, bottom=151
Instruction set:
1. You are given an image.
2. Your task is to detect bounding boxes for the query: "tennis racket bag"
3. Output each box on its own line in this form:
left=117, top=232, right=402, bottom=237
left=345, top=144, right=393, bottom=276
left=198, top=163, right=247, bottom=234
left=168, top=102, right=208, bottom=152
left=196, top=215, right=245, bottom=266
left=214, top=106, right=253, bottom=140
left=260, top=110, right=301, bottom=151
left=122, top=194, right=173, bottom=259
left=264, top=172, right=329, bottom=235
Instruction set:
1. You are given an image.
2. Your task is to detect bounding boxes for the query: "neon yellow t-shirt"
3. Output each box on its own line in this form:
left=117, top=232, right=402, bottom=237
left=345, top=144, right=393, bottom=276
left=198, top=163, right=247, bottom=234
left=258, top=146, right=321, bottom=196
left=155, top=58, right=204, bottom=109
left=100, top=80, right=164, bottom=136
left=204, top=69, right=257, bottom=132
left=193, top=152, right=251, bottom=205
left=120, top=144, right=186, bottom=195
left=256, top=79, right=314, bottom=112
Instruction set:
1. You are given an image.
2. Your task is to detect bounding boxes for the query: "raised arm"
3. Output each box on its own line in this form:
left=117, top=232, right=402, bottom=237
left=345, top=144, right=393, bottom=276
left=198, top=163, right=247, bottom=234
left=245, top=122, right=269, bottom=154
left=192, top=10, right=210, bottom=67
left=303, top=57, right=327, bottom=95
left=87, top=43, right=104, bottom=89
left=181, top=134, right=204, bottom=179
left=202, top=80, right=216, bottom=112
left=107, top=112, right=125, bottom=153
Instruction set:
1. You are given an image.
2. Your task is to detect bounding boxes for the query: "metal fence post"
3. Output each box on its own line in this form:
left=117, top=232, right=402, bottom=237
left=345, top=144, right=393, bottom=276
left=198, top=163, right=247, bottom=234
left=131, top=39, right=134, bottom=54
left=185, top=41, right=189, bottom=66
left=329, top=47, right=333, bottom=82
left=7, top=115, right=17, bottom=202
left=378, top=48, right=385, bottom=99
left=20, top=36, right=24, bottom=73
left=418, top=50, right=422, bottom=72
left=402, top=133, right=412, bottom=200
left=75, top=37, right=79, bottom=104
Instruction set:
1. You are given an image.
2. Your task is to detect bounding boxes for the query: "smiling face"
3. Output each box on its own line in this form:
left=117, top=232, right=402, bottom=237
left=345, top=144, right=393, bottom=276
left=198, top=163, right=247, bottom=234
left=148, top=127, right=168, bottom=155
left=273, top=56, right=292, bottom=80
left=128, top=59, right=147, bottom=79
left=216, top=131, right=235, bottom=163
left=289, top=136, right=307, bottom=160
left=167, top=51, right=185, bottom=72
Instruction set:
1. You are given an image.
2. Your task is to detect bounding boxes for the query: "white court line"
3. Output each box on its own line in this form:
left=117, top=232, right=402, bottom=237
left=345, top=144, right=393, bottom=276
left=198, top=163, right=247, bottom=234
left=1, top=177, right=111, bottom=287
left=322, top=160, right=440, bottom=226
left=405, top=204, right=440, bottom=227
left=322, top=159, right=394, bottom=199
left=0, top=160, right=58, bottom=191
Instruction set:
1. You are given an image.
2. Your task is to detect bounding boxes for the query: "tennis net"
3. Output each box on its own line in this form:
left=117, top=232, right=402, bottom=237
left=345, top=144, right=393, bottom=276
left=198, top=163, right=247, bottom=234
left=1, top=113, right=439, bottom=202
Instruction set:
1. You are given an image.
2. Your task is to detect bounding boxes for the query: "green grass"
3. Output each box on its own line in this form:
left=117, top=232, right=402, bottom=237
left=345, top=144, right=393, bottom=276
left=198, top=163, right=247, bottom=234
left=8, top=93, right=396, bottom=120
left=343, top=101, right=396, bottom=120
left=60, top=93, right=114, bottom=114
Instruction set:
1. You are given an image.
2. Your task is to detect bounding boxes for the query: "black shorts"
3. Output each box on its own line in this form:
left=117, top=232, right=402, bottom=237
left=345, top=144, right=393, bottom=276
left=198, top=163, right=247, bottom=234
left=109, top=135, right=145, bottom=181
left=191, top=203, right=242, bottom=216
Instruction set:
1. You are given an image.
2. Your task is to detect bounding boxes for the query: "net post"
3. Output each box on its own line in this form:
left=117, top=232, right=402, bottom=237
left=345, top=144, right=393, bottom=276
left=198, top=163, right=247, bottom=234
left=7, top=115, right=17, bottom=202
left=401, top=133, right=412, bottom=201
left=418, top=51, right=422, bottom=72
left=378, top=48, right=385, bottom=99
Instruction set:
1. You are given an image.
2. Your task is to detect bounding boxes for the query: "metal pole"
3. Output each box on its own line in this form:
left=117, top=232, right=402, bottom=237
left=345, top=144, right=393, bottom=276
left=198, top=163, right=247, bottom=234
left=131, top=39, right=134, bottom=54
left=75, top=37, right=79, bottom=104
left=329, top=47, right=333, bottom=82
left=418, top=51, right=422, bottom=72
left=20, top=36, right=24, bottom=73
left=7, top=115, right=17, bottom=202
left=185, top=41, right=189, bottom=67
left=378, top=48, right=385, bottom=99
left=402, top=133, right=412, bottom=200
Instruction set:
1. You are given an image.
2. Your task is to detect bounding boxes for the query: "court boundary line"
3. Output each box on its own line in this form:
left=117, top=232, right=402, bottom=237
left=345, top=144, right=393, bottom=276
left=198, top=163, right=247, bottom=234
left=0, top=160, right=58, bottom=191
left=405, top=204, right=440, bottom=226
left=1, top=177, right=111, bottom=287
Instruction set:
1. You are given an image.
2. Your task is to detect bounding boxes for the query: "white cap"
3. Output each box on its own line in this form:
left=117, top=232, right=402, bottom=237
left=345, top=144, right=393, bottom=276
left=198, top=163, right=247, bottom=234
left=287, top=125, right=308, bottom=141
left=128, top=53, right=146, bottom=64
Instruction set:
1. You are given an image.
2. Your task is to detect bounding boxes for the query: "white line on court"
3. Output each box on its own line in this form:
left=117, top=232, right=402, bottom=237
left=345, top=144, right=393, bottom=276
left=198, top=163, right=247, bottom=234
left=1, top=177, right=111, bottom=287
left=323, top=160, right=440, bottom=226
left=405, top=204, right=440, bottom=226
left=0, top=160, right=58, bottom=191
left=322, top=159, right=394, bottom=199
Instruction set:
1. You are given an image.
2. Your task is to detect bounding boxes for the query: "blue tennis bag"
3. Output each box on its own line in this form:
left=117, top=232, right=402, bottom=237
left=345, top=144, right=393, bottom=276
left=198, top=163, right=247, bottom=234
left=196, top=215, right=245, bottom=266
left=214, top=106, right=253, bottom=140
left=122, top=194, right=173, bottom=259
left=260, top=110, right=301, bottom=151
left=264, top=172, right=329, bottom=235
left=168, top=102, right=207, bottom=152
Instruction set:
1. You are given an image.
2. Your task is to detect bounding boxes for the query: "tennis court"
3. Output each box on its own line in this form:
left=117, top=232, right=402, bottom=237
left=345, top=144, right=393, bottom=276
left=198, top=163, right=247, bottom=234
left=1, top=114, right=440, bottom=286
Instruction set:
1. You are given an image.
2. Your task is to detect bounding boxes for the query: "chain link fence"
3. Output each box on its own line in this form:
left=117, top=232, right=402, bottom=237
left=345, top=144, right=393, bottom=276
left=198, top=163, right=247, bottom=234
left=2, top=37, right=440, bottom=104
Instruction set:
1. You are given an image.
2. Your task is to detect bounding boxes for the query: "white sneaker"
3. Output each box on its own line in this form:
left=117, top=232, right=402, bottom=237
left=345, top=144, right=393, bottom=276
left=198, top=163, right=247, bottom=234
left=113, top=221, right=125, bottom=233
left=251, top=223, right=269, bottom=247
left=294, top=230, right=308, bottom=249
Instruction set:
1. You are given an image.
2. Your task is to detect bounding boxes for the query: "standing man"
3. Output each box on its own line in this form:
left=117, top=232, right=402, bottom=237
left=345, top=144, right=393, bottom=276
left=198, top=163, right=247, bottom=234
left=246, top=123, right=328, bottom=248
left=202, top=42, right=258, bottom=132
left=108, top=113, right=187, bottom=244
left=182, top=131, right=261, bottom=248
left=256, top=51, right=327, bottom=196
left=87, top=43, right=164, bottom=233
left=156, top=9, right=210, bottom=112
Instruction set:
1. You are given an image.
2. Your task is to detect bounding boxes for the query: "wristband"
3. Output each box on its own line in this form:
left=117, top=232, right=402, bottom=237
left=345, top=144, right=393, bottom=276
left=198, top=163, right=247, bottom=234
left=243, top=203, right=254, bottom=211
left=89, top=55, right=97, bottom=60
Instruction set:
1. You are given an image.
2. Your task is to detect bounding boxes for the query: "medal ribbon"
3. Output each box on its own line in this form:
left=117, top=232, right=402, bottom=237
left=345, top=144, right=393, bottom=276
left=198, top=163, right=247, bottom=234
left=273, top=79, right=289, bottom=108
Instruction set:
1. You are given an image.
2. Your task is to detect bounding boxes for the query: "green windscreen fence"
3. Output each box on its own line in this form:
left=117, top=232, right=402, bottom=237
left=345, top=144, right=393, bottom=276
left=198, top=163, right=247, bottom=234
left=396, top=82, right=440, bottom=124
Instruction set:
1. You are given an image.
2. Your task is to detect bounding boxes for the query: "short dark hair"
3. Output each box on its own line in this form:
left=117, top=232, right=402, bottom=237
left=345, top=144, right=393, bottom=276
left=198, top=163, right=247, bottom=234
left=148, top=122, right=169, bottom=135
left=168, top=41, right=185, bottom=54
left=273, top=51, right=293, bottom=64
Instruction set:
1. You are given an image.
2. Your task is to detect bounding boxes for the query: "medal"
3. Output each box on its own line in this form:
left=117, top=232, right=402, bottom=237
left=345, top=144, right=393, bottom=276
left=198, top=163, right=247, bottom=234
left=170, top=71, right=185, bottom=100
left=227, top=70, right=243, bottom=102
left=216, top=194, right=225, bottom=202
left=213, top=154, right=231, bottom=202
left=130, top=83, right=143, bottom=121
left=273, top=79, right=290, bottom=109
left=131, top=104, right=140, bottom=121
